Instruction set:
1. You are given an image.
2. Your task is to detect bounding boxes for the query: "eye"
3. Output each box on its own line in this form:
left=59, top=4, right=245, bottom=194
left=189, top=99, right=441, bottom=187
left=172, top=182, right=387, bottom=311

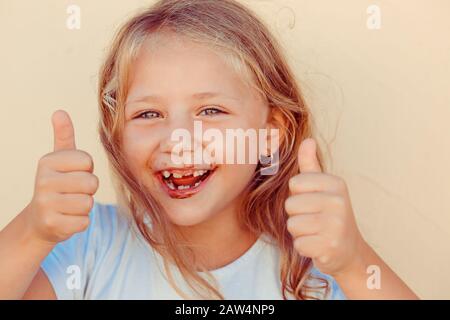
left=199, top=107, right=225, bottom=116
left=136, top=110, right=161, bottom=119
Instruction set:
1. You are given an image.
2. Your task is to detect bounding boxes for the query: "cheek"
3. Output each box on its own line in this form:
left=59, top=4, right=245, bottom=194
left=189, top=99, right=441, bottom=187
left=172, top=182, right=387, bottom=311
left=205, top=122, right=267, bottom=165
left=220, top=163, right=257, bottom=194
left=122, top=126, right=158, bottom=172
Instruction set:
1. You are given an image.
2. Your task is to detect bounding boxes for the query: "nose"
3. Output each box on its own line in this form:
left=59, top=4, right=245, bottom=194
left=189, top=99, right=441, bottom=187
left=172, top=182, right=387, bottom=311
left=160, top=137, right=203, bottom=154
left=159, top=117, right=203, bottom=155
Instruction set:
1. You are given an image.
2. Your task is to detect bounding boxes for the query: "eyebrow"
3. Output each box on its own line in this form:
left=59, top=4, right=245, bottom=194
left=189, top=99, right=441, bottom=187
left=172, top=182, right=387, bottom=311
left=126, top=91, right=239, bottom=106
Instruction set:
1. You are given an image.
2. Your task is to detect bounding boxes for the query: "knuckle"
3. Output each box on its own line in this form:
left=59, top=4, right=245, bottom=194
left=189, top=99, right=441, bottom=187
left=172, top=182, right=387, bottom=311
left=327, top=215, right=346, bottom=236
left=78, top=151, right=94, bottom=170
left=34, top=194, right=50, bottom=209
left=62, top=217, right=90, bottom=237
left=77, top=217, right=90, bottom=232
left=38, top=153, right=52, bottom=168
left=286, top=217, right=296, bottom=233
left=330, top=194, right=345, bottom=208
left=288, top=175, right=300, bottom=192
left=288, top=177, right=296, bottom=192
left=334, top=176, right=347, bottom=192
left=83, top=196, right=94, bottom=212
left=88, top=174, right=99, bottom=193
left=284, top=197, right=294, bottom=214
left=76, top=194, right=92, bottom=212
left=329, top=238, right=340, bottom=249
left=319, top=255, right=330, bottom=264
left=36, top=175, right=51, bottom=190
left=57, top=227, right=73, bottom=240
left=293, top=237, right=304, bottom=253
left=41, top=215, right=56, bottom=232
left=333, top=216, right=345, bottom=229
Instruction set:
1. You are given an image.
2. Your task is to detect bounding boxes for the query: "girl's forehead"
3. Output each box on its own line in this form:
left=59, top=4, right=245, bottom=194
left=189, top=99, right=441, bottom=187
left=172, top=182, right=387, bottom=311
left=127, top=33, right=257, bottom=102
left=137, top=33, right=237, bottom=77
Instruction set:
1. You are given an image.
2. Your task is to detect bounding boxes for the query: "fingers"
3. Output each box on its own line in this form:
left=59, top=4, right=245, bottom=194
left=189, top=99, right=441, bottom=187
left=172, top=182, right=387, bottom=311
left=39, top=150, right=94, bottom=173
left=42, top=213, right=90, bottom=236
left=293, top=235, right=326, bottom=259
left=289, top=173, right=347, bottom=195
left=61, top=215, right=90, bottom=234
left=287, top=138, right=359, bottom=274
left=285, top=192, right=336, bottom=216
left=52, top=194, right=94, bottom=216
left=287, top=213, right=324, bottom=237
left=52, top=110, right=76, bottom=151
left=28, top=111, right=97, bottom=244
left=298, top=138, right=321, bottom=173
left=36, top=171, right=99, bottom=195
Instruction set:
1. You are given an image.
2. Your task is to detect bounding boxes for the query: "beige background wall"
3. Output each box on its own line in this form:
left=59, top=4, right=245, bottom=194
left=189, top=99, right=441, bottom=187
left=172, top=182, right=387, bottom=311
left=0, top=0, right=449, bottom=299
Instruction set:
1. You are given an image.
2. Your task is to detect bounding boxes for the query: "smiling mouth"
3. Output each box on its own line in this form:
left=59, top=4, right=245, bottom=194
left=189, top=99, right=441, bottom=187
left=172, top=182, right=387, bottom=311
left=156, top=167, right=216, bottom=199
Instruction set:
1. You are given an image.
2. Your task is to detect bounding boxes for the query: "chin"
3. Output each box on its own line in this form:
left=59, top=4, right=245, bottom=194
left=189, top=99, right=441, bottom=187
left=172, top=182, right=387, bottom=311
left=164, top=204, right=216, bottom=227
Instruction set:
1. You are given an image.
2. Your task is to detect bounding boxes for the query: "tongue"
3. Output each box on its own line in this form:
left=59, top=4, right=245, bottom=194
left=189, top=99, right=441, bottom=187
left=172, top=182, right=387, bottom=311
left=171, top=175, right=203, bottom=187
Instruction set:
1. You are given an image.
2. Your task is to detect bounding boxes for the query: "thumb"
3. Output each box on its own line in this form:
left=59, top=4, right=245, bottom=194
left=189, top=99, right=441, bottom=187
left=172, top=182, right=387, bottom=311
left=298, top=138, right=322, bottom=173
left=52, top=110, right=76, bottom=151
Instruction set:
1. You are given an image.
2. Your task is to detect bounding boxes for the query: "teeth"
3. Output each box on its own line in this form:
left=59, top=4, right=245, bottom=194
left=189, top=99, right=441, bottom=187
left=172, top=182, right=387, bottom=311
left=164, top=169, right=209, bottom=178
left=163, top=169, right=210, bottom=191
left=167, top=181, right=175, bottom=190
left=193, top=170, right=207, bottom=177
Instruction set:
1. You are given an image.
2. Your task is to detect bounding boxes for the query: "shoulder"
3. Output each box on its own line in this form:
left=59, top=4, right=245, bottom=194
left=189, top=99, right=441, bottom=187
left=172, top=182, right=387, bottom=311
left=45, top=202, right=127, bottom=258
left=40, top=202, right=134, bottom=299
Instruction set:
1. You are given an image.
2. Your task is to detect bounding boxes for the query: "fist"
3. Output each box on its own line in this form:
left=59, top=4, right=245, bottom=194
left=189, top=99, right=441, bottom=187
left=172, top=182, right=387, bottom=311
left=25, top=110, right=99, bottom=244
left=285, top=138, right=365, bottom=276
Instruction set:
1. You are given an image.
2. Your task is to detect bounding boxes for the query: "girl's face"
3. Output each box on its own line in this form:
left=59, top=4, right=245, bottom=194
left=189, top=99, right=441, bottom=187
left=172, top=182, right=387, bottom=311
left=122, top=33, right=271, bottom=227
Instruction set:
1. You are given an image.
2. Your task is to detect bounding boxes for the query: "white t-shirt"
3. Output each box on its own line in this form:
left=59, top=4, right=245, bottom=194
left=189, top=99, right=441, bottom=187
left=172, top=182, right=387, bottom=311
left=41, top=203, right=346, bottom=300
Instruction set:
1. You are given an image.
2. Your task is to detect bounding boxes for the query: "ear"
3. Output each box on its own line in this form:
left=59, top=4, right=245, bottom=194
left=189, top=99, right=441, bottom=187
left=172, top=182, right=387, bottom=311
left=265, top=107, right=288, bottom=144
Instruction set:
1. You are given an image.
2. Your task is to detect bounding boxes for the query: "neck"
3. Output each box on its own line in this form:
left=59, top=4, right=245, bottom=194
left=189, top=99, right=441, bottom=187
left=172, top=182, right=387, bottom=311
left=176, top=202, right=259, bottom=271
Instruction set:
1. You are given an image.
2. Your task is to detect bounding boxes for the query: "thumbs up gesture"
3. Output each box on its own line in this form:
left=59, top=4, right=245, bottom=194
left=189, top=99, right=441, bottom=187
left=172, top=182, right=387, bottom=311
left=24, top=110, right=99, bottom=244
left=285, top=138, right=367, bottom=277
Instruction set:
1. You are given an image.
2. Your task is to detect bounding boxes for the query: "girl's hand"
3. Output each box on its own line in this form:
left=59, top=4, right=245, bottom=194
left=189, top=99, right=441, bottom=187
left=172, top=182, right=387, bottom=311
left=24, top=110, right=99, bottom=245
left=285, top=138, right=367, bottom=277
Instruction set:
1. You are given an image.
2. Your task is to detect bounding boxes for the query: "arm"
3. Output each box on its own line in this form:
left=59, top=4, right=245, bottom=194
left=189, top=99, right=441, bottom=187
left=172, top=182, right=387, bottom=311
left=22, top=269, right=57, bottom=300
left=0, top=110, right=98, bottom=300
left=285, top=138, right=418, bottom=300
left=0, top=207, right=56, bottom=299
left=333, top=240, right=418, bottom=299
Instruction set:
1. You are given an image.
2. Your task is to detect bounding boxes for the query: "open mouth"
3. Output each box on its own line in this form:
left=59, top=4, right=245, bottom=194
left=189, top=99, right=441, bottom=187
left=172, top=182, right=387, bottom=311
left=156, top=167, right=217, bottom=199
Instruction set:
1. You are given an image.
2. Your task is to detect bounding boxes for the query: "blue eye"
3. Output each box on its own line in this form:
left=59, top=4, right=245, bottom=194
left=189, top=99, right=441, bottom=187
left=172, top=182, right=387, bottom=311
left=137, top=111, right=161, bottom=119
left=199, top=107, right=224, bottom=116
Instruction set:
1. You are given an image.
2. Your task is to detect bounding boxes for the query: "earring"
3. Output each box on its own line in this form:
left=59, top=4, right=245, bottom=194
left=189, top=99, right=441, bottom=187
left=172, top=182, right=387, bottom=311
left=259, top=153, right=272, bottom=166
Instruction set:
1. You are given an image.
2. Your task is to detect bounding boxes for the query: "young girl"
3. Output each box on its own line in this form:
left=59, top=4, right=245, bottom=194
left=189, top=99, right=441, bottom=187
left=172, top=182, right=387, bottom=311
left=0, top=0, right=417, bottom=300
